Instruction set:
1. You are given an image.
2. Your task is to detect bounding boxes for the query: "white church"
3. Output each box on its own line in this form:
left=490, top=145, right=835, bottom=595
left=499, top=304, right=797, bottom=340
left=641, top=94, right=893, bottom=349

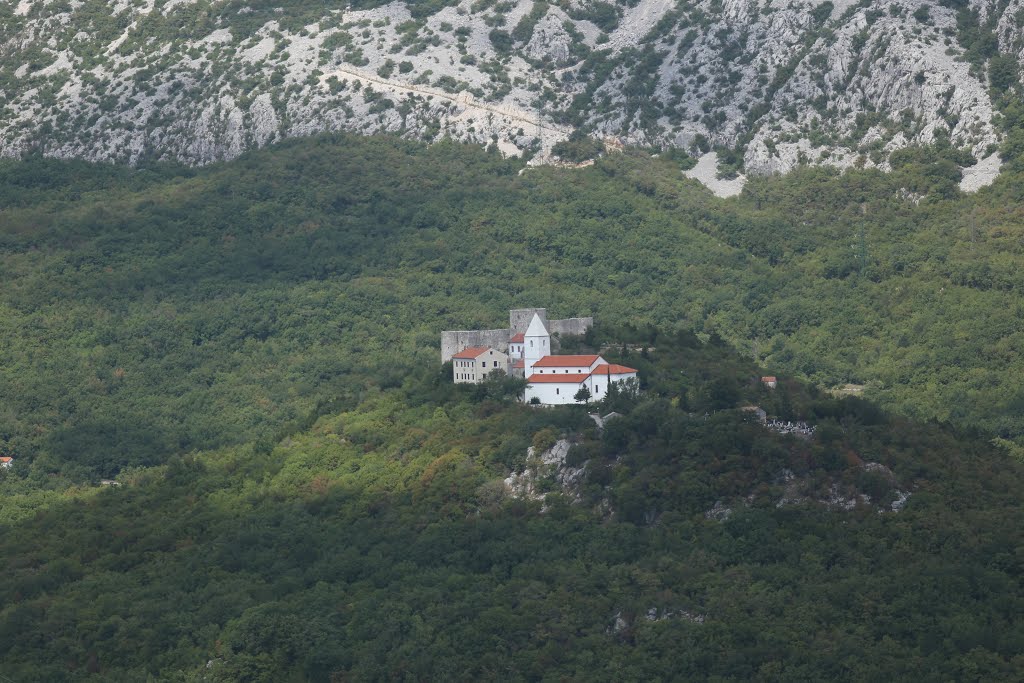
left=451, top=313, right=638, bottom=405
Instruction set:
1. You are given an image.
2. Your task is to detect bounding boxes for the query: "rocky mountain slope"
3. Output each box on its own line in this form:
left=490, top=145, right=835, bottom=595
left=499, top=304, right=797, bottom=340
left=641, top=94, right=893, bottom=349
left=1, top=0, right=1021, bottom=174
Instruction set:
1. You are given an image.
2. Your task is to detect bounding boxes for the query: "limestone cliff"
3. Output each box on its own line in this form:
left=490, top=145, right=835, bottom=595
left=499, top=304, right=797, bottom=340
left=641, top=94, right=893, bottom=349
left=0, top=0, right=1020, bottom=174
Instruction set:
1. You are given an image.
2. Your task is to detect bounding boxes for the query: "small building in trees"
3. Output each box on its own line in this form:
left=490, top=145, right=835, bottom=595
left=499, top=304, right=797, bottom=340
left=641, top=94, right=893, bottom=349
left=452, top=346, right=509, bottom=384
left=446, top=311, right=635, bottom=404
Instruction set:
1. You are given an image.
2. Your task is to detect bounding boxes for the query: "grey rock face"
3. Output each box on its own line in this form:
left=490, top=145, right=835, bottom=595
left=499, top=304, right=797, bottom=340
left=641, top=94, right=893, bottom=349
left=1, top=0, right=1020, bottom=172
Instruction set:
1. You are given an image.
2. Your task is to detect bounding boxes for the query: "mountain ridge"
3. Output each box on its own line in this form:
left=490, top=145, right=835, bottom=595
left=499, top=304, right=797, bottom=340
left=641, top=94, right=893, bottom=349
left=1, top=0, right=1021, bottom=174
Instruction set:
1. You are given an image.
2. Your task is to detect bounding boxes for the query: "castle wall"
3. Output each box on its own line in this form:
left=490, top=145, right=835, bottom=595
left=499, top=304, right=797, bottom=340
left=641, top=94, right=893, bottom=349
left=440, top=329, right=511, bottom=362
left=549, top=317, right=594, bottom=338
left=442, top=312, right=594, bottom=362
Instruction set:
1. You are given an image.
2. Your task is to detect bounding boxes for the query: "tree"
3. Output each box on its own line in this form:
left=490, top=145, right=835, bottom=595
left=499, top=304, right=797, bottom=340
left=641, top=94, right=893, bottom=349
left=574, top=385, right=592, bottom=405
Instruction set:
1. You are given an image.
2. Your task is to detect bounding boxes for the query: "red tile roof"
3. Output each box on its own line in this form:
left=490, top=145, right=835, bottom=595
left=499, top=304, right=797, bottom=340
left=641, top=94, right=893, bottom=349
left=761, top=376, right=777, bottom=382
left=509, top=332, right=525, bottom=343
left=527, top=373, right=589, bottom=383
left=452, top=346, right=492, bottom=359
left=532, top=354, right=602, bottom=368
left=590, top=363, right=638, bottom=375
left=0, top=457, right=11, bottom=463
left=512, top=360, right=524, bottom=368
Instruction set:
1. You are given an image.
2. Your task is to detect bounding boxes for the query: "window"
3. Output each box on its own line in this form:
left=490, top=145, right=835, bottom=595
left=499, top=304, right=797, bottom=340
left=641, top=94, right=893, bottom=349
left=556, top=388, right=560, bottom=395
left=494, top=361, right=499, bottom=367
left=530, top=340, right=533, bottom=347
left=595, top=385, right=600, bottom=393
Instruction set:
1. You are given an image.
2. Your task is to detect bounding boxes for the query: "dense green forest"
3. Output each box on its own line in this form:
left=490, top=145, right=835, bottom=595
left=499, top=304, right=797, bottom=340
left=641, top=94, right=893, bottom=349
left=2, top=331, right=1022, bottom=680
left=0, top=134, right=1023, bottom=484
left=2, top=134, right=1024, bottom=679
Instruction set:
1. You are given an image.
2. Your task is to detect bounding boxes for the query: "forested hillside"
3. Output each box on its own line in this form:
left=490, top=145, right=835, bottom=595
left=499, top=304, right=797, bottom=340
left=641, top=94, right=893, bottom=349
left=1, top=134, right=1023, bottom=485
left=2, top=135, right=1024, bottom=680
left=2, top=331, right=1023, bottom=680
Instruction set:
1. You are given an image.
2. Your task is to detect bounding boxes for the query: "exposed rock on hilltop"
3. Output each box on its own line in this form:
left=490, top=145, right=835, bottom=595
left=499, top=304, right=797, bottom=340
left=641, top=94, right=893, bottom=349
left=0, top=0, right=1021, bottom=174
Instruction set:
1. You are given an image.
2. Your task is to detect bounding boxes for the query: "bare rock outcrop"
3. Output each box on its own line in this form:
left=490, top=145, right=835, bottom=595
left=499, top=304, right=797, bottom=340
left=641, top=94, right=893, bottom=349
left=0, top=0, right=1020, bottom=181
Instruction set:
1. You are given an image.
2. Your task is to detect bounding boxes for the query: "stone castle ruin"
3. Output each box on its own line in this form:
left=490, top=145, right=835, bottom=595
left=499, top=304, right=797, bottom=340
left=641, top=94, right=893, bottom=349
left=441, top=308, right=593, bottom=362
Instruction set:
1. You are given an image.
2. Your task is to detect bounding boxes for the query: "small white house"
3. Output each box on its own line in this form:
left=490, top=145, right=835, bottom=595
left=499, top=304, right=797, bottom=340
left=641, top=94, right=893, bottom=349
left=586, top=364, right=639, bottom=401
left=452, top=346, right=509, bottom=384
left=508, top=332, right=525, bottom=359
left=0, top=456, right=12, bottom=469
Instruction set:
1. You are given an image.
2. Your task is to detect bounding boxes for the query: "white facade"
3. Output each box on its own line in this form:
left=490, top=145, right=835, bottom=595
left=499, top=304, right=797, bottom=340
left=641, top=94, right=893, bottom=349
left=524, top=377, right=589, bottom=405
left=508, top=334, right=524, bottom=360
left=522, top=314, right=550, bottom=377
left=586, top=367, right=638, bottom=401
left=525, top=364, right=639, bottom=405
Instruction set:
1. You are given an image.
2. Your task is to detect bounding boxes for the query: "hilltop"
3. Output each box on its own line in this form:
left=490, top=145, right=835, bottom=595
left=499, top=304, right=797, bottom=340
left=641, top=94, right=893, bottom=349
left=0, top=134, right=1023, bottom=482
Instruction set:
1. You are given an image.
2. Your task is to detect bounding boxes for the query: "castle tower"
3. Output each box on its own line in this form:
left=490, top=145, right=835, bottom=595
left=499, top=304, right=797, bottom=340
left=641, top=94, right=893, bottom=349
left=510, top=308, right=548, bottom=334
left=523, top=313, right=550, bottom=377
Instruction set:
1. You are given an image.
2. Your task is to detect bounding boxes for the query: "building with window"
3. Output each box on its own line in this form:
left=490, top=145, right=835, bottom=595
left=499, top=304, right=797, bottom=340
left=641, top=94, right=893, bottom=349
left=446, top=311, right=637, bottom=404
left=521, top=315, right=637, bottom=405
left=508, top=333, right=525, bottom=360
left=524, top=360, right=638, bottom=405
left=451, top=346, right=510, bottom=384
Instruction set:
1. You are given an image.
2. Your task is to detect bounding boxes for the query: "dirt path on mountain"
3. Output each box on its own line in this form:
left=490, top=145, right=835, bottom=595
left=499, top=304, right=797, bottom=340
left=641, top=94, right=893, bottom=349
left=319, top=65, right=572, bottom=151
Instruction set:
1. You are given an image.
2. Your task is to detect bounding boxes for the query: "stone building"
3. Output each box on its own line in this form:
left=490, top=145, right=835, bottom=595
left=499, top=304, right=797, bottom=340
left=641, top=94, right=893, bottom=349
left=440, top=308, right=593, bottom=363
left=446, top=310, right=637, bottom=404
